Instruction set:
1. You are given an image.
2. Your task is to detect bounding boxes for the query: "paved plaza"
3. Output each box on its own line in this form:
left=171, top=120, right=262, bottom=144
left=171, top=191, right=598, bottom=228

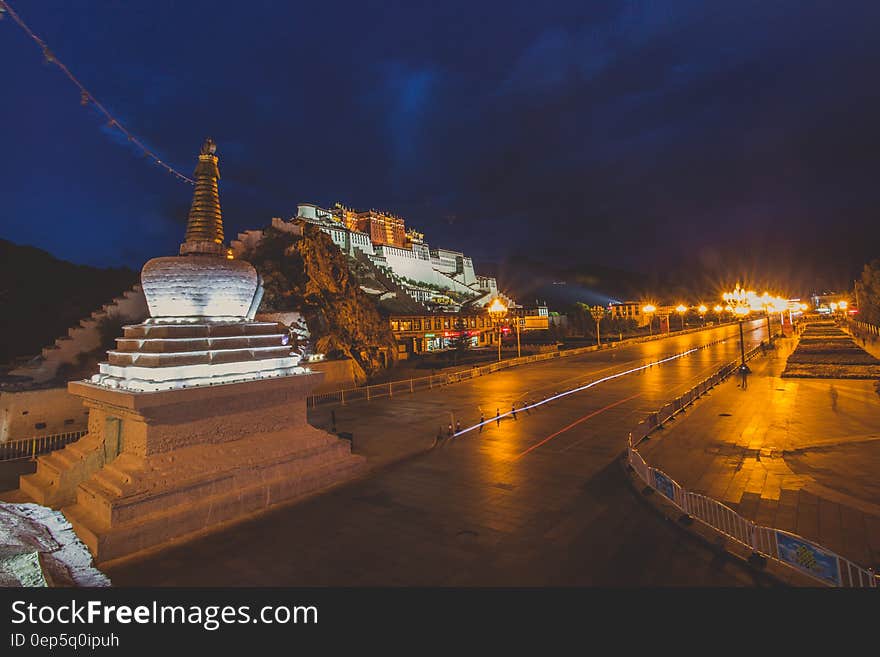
left=639, top=335, right=880, bottom=571
left=103, top=321, right=781, bottom=585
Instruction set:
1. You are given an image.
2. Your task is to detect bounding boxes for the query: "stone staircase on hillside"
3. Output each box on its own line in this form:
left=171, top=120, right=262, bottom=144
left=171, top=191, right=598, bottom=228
left=10, top=285, right=149, bottom=384
left=350, top=248, right=428, bottom=314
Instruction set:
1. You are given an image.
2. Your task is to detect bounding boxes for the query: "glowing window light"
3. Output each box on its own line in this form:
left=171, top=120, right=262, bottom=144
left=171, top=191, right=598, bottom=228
left=487, top=298, right=507, bottom=315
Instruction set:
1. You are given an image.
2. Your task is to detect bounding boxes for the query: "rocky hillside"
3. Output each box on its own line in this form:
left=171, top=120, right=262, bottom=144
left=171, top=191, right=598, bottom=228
left=0, top=240, right=137, bottom=367
left=244, top=223, right=397, bottom=383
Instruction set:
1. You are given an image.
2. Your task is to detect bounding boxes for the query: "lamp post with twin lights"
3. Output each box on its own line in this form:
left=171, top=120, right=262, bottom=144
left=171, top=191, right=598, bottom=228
left=675, top=304, right=688, bottom=331
left=487, top=298, right=507, bottom=362
left=642, top=304, right=656, bottom=336
left=723, top=284, right=751, bottom=369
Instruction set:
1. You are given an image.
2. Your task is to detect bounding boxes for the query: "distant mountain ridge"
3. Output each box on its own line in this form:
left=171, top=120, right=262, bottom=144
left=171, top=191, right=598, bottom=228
left=478, top=254, right=649, bottom=311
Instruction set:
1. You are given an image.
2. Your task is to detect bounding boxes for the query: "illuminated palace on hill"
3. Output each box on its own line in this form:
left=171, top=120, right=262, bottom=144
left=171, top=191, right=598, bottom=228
left=277, top=203, right=549, bottom=355
left=293, top=202, right=502, bottom=308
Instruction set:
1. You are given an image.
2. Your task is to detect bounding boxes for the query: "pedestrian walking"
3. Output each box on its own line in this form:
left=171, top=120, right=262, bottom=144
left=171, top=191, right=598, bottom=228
left=456, top=420, right=461, bottom=433
left=524, top=401, right=531, bottom=415
left=739, top=364, right=749, bottom=390
left=447, top=422, right=454, bottom=437
left=511, top=404, right=517, bottom=420
left=479, top=413, right=484, bottom=433
left=496, top=408, right=501, bottom=426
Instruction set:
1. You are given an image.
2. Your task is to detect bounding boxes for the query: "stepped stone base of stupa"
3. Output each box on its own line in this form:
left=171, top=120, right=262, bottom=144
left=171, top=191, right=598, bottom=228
left=17, top=373, right=364, bottom=564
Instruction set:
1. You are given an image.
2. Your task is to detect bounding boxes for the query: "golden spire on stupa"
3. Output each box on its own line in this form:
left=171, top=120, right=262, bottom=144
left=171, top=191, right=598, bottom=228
left=180, top=138, right=225, bottom=255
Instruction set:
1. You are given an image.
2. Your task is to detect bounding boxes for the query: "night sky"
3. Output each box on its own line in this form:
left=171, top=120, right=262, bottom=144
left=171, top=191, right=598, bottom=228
left=2, top=1, right=878, bottom=293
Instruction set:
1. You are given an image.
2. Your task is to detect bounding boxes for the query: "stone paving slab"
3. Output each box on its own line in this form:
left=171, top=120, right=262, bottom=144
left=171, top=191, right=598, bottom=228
left=639, top=336, right=880, bottom=571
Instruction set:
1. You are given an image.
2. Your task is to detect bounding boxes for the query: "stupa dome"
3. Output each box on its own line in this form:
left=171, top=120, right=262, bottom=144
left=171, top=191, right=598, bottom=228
left=142, top=255, right=259, bottom=319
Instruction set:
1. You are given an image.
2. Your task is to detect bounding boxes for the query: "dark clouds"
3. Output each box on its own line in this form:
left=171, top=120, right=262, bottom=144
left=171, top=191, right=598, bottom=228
left=1, top=0, right=878, bottom=291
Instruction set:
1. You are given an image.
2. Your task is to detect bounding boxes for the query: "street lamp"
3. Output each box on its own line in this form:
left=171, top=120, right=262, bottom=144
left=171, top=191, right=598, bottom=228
left=512, top=311, right=522, bottom=358
left=642, top=304, right=656, bottom=336
left=487, top=297, right=507, bottom=362
left=676, top=304, right=687, bottom=331
left=723, top=284, right=751, bottom=369
left=735, top=305, right=750, bottom=367
left=713, top=304, right=723, bottom=325
left=698, top=304, right=708, bottom=326
left=760, top=293, right=774, bottom=345
left=589, top=305, right=605, bottom=346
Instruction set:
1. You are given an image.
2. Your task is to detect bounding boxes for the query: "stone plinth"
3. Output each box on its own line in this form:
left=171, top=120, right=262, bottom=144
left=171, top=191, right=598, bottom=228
left=18, top=373, right=364, bottom=564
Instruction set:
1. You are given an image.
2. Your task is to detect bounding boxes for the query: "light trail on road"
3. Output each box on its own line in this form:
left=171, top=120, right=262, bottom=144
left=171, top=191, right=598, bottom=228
left=453, top=321, right=769, bottom=441
left=453, top=345, right=701, bottom=437
left=514, top=392, right=643, bottom=459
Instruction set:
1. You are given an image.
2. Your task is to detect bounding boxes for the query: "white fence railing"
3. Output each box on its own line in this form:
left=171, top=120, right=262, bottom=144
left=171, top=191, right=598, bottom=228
left=629, top=442, right=877, bottom=587
left=626, top=346, right=879, bottom=588
left=846, top=317, right=880, bottom=337
left=0, top=430, right=88, bottom=462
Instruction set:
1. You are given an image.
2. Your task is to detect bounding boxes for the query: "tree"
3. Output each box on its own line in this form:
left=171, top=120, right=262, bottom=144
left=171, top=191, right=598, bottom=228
left=589, top=305, right=606, bottom=345
left=855, top=259, right=880, bottom=326
left=571, top=302, right=590, bottom=336
left=604, top=316, right=636, bottom=341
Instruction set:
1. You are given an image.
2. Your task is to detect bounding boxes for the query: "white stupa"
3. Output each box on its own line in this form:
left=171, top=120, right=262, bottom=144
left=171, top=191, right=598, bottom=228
left=89, top=138, right=305, bottom=392
left=18, top=140, right=365, bottom=564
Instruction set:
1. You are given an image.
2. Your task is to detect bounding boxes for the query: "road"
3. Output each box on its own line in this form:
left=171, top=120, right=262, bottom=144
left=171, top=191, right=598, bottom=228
left=106, top=320, right=779, bottom=586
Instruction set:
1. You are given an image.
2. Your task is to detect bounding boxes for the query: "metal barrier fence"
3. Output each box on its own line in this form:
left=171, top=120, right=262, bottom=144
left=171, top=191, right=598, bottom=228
left=632, top=343, right=763, bottom=442
left=307, top=319, right=756, bottom=409
left=0, top=430, right=88, bottom=463
left=846, top=317, right=880, bottom=337
left=626, top=349, right=879, bottom=588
